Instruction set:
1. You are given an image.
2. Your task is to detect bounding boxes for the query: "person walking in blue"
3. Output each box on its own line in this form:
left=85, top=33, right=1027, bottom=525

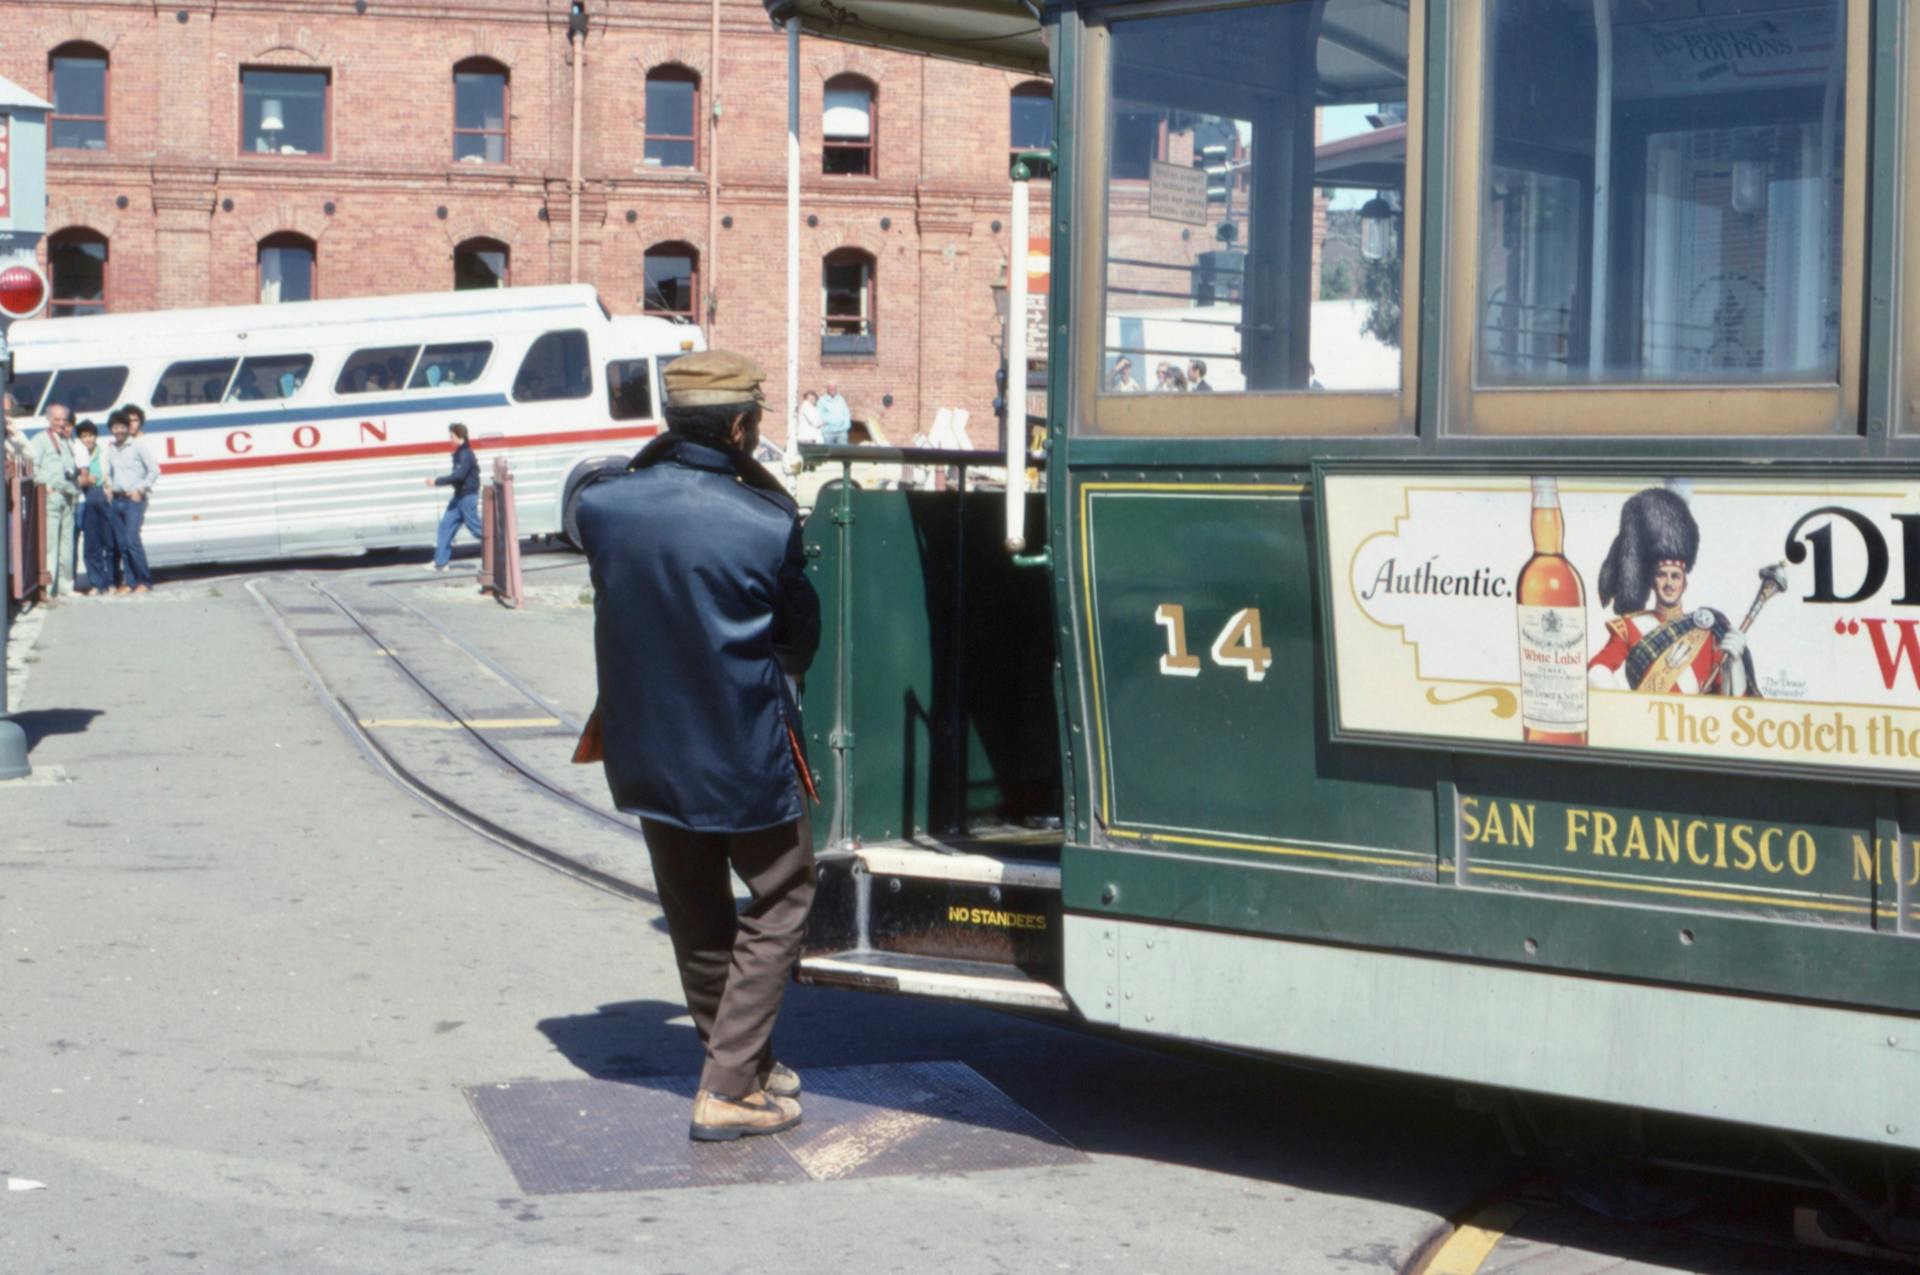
left=816, top=381, right=852, bottom=447
left=426, top=423, right=483, bottom=571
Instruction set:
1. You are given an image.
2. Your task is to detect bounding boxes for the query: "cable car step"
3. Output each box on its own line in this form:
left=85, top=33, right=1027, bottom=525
left=798, top=951, right=1070, bottom=1013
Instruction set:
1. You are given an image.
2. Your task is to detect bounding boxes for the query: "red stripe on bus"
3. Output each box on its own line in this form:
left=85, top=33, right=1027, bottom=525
left=157, top=424, right=660, bottom=475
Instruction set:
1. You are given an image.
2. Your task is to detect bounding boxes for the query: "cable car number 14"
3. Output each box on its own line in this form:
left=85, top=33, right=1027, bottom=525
left=1153, top=604, right=1273, bottom=681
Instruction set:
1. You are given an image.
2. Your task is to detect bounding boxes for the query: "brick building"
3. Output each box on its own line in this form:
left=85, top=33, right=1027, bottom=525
left=1, top=0, right=1053, bottom=446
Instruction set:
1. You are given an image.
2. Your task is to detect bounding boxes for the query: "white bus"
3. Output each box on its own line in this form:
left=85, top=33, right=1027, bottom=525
left=4, top=285, right=701, bottom=567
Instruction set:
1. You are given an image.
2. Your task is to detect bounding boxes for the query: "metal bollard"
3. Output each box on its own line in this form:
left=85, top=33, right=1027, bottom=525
left=0, top=451, right=28, bottom=779
left=478, top=456, right=523, bottom=610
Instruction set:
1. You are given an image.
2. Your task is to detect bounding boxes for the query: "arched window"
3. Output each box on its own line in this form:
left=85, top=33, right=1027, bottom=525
left=48, top=228, right=107, bottom=316
left=643, top=243, right=700, bottom=320
left=454, top=238, right=509, bottom=290
left=48, top=43, right=108, bottom=151
left=643, top=66, right=699, bottom=169
left=822, top=74, right=875, bottom=176
left=822, top=248, right=876, bottom=355
left=258, top=232, right=316, bottom=304
left=1010, top=80, right=1052, bottom=164
left=453, top=58, right=509, bottom=163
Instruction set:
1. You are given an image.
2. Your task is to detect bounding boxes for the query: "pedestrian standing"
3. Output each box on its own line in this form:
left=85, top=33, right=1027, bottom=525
left=795, top=390, right=823, bottom=446
left=27, top=403, right=81, bottom=600
left=105, top=410, right=158, bottom=593
left=72, top=420, right=118, bottom=594
left=576, top=350, right=821, bottom=1142
left=426, top=423, right=483, bottom=571
left=816, top=381, right=851, bottom=447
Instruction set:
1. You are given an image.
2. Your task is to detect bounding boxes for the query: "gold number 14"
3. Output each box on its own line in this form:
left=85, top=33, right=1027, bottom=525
left=1154, top=604, right=1272, bottom=682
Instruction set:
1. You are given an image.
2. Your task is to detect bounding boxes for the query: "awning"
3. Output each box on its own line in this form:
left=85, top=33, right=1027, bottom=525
left=763, top=1, right=1049, bottom=76
left=1315, top=122, right=1407, bottom=189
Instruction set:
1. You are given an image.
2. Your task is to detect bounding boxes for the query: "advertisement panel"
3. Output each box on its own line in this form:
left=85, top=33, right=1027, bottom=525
left=1321, top=468, right=1920, bottom=782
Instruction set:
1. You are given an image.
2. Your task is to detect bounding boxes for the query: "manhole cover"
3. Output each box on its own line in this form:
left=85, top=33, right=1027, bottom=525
left=464, top=1060, right=1084, bottom=1194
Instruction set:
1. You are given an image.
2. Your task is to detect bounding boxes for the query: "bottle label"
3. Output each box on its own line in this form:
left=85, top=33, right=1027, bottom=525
left=1517, top=604, right=1588, bottom=732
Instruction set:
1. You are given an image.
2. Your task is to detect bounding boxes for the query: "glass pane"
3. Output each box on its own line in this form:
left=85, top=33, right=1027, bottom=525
left=48, top=366, right=128, bottom=415
left=455, top=71, right=505, bottom=132
left=410, top=342, right=492, bottom=389
left=455, top=248, right=508, bottom=290
left=259, top=244, right=314, bottom=303
left=242, top=69, right=327, bottom=156
left=1102, top=1, right=1409, bottom=397
left=606, top=360, right=654, bottom=420
left=1012, top=90, right=1053, bottom=152
left=335, top=345, right=419, bottom=394
left=50, top=237, right=105, bottom=304
left=50, top=118, right=106, bottom=151
left=823, top=86, right=871, bottom=139
left=1480, top=0, right=1845, bottom=387
left=647, top=78, right=695, bottom=139
left=6, top=371, right=51, bottom=417
left=153, top=359, right=236, bottom=407
left=52, top=57, right=106, bottom=117
left=823, top=259, right=871, bottom=333
left=644, top=253, right=695, bottom=313
left=643, top=137, right=696, bottom=169
left=823, top=144, right=871, bottom=177
left=512, top=331, right=591, bottom=401
left=454, top=131, right=505, bottom=164
left=229, top=354, right=313, bottom=402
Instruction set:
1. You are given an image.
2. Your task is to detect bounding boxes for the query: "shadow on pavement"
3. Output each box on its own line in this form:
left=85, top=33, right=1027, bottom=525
left=11, top=706, right=105, bottom=749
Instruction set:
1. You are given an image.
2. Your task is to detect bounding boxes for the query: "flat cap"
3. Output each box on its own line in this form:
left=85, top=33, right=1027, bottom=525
left=664, top=349, right=767, bottom=407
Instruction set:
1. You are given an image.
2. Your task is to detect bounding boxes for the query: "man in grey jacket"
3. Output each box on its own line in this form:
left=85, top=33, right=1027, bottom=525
left=104, top=409, right=159, bottom=593
left=26, top=403, right=80, bottom=600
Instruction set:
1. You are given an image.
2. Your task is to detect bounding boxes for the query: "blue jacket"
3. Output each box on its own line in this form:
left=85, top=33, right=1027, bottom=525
left=435, top=442, right=479, bottom=499
left=578, top=434, right=821, bottom=832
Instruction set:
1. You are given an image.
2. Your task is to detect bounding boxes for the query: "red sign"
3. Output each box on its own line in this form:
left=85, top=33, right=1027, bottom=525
left=0, top=264, right=47, bottom=319
left=0, top=113, right=10, bottom=219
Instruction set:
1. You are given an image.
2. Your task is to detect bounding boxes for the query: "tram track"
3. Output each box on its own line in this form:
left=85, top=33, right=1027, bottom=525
left=247, top=568, right=659, bottom=905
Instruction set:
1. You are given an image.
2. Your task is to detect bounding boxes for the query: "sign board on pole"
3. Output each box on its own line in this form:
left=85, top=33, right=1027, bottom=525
left=1024, top=235, right=1049, bottom=367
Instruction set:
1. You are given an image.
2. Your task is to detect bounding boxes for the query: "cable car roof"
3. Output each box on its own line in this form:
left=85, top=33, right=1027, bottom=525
left=762, top=1, right=1049, bottom=76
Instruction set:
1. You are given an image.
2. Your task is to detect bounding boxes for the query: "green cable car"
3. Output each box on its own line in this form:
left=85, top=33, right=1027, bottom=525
left=773, top=0, right=1920, bottom=1190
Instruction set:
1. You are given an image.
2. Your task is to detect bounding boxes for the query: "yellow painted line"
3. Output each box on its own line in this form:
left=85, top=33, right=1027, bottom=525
left=1465, top=864, right=1883, bottom=916
left=1113, top=828, right=1430, bottom=871
left=357, top=717, right=562, bottom=731
left=1419, top=1201, right=1526, bottom=1275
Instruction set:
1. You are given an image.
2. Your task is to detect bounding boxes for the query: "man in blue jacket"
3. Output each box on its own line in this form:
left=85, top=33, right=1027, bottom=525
left=578, top=351, right=822, bottom=1142
left=426, top=423, right=482, bottom=570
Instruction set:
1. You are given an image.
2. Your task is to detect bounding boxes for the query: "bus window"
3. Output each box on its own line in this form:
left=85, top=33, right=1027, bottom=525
left=1477, top=0, right=1847, bottom=391
left=512, top=331, right=591, bottom=402
left=6, top=371, right=51, bottom=417
left=1089, top=0, right=1416, bottom=434
left=409, top=341, right=492, bottom=390
left=606, top=360, right=653, bottom=420
left=154, top=358, right=237, bottom=408
left=336, top=345, right=419, bottom=395
left=228, top=354, right=313, bottom=402
left=45, top=365, right=129, bottom=416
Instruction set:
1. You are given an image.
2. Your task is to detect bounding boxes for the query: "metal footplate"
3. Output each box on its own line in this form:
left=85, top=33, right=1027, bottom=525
left=798, top=842, right=1070, bottom=1015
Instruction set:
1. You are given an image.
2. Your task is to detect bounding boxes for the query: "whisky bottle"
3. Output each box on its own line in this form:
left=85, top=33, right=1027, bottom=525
left=1515, top=477, right=1589, bottom=745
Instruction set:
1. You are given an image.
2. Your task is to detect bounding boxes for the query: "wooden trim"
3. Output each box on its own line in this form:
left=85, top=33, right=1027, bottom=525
left=238, top=65, right=332, bottom=161
left=453, top=236, right=510, bottom=289
left=47, top=42, right=109, bottom=153
left=641, top=241, right=700, bottom=319
left=643, top=64, right=700, bottom=171
left=821, top=246, right=876, bottom=338
left=452, top=58, right=510, bottom=166
left=47, top=227, right=108, bottom=317
left=256, top=232, right=318, bottom=303
left=822, top=73, right=877, bottom=178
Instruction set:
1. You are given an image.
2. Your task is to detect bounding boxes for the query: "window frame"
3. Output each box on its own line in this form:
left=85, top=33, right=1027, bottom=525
left=1444, top=0, right=1870, bottom=437
left=453, top=237, right=510, bottom=290
left=47, top=43, right=109, bottom=152
left=512, top=330, right=593, bottom=403
left=1010, top=79, right=1053, bottom=167
left=257, top=232, right=318, bottom=304
left=1071, top=6, right=1427, bottom=438
left=408, top=341, right=494, bottom=390
left=47, top=227, right=108, bottom=317
left=335, top=345, right=423, bottom=396
left=606, top=359, right=656, bottom=421
left=642, top=242, right=701, bottom=320
left=44, top=366, right=128, bottom=417
left=822, top=73, right=877, bottom=177
left=822, top=247, right=878, bottom=357
left=154, top=358, right=237, bottom=409
left=643, top=65, right=701, bottom=170
left=239, top=65, right=332, bottom=161
left=452, top=58, right=510, bottom=166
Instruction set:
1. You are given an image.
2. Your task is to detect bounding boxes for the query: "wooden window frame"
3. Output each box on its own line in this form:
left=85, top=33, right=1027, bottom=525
left=1444, top=0, right=1870, bottom=437
left=642, top=242, right=701, bottom=320
left=257, top=232, right=318, bottom=303
left=822, top=247, right=877, bottom=355
left=47, top=227, right=108, bottom=317
left=1070, top=7, right=1426, bottom=438
left=822, top=74, right=877, bottom=178
left=239, top=66, right=332, bottom=161
left=1010, top=79, right=1053, bottom=168
left=453, top=237, right=511, bottom=289
left=48, top=42, right=108, bottom=152
left=643, top=65, right=701, bottom=170
left=452, top=58, right=510, bottom=166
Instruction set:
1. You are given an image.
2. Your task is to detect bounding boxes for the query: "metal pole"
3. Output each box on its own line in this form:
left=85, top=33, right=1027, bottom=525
left=1003, top=175, right=1030, bottom=553
left=786, top=16, right=801, bottom=437
left=0, top=328, right=30, bottom=779
left=568, top=4, right=586, bottom=284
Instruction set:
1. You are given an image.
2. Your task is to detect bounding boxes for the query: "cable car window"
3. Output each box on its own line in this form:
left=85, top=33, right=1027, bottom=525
left=606, top=359, right=654, bottom=421
left=154, top=358, right=237, bottom=408
left=409, top=341, right=492, bottom=390
left=227, top=354, right=313, bottom=402
left=45, top=365, right=129, bottom=416
left=1096, top=0, right=1412, bottom=427
left=335, top=345, right=420, bottom=395
left=6, top=371, right=51, bottom=418
left=1479, top=0, right=1846, bottom=388
left=512, top=331, right=591, bottom=402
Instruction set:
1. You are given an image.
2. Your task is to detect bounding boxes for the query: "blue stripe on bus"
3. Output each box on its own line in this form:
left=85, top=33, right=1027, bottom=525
left=148, top=392, right=512, bottom=433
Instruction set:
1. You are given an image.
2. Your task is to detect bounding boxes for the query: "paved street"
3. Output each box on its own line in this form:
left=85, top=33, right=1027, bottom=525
left=0, top=554, right=1888, bottom=1274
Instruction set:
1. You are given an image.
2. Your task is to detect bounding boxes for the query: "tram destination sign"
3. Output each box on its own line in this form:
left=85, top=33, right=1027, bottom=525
left=1318, top=467, right=1920, bottom=783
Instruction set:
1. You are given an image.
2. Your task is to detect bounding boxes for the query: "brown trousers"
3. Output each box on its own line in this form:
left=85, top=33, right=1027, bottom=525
left=640, top=811, right=816, bottom=1098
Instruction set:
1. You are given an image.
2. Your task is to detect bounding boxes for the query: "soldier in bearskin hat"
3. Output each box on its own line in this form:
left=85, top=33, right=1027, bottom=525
left=1587, top=486, right=1758, bottom=696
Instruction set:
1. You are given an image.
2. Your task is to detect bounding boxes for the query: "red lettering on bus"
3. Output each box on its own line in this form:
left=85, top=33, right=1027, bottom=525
left=226, top=429, right=253, bottom=455
left=292, top=425, right=321, bottom=450
left=163, top=435, right=195, bottom=461
left=359, top=420, right=388, bottom=443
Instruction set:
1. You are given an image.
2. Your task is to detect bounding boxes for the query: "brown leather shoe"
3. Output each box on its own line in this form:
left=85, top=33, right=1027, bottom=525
left=689, top=1089, right=801, bottom=1142
left=762, top=1062, right=802, bottom=1098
